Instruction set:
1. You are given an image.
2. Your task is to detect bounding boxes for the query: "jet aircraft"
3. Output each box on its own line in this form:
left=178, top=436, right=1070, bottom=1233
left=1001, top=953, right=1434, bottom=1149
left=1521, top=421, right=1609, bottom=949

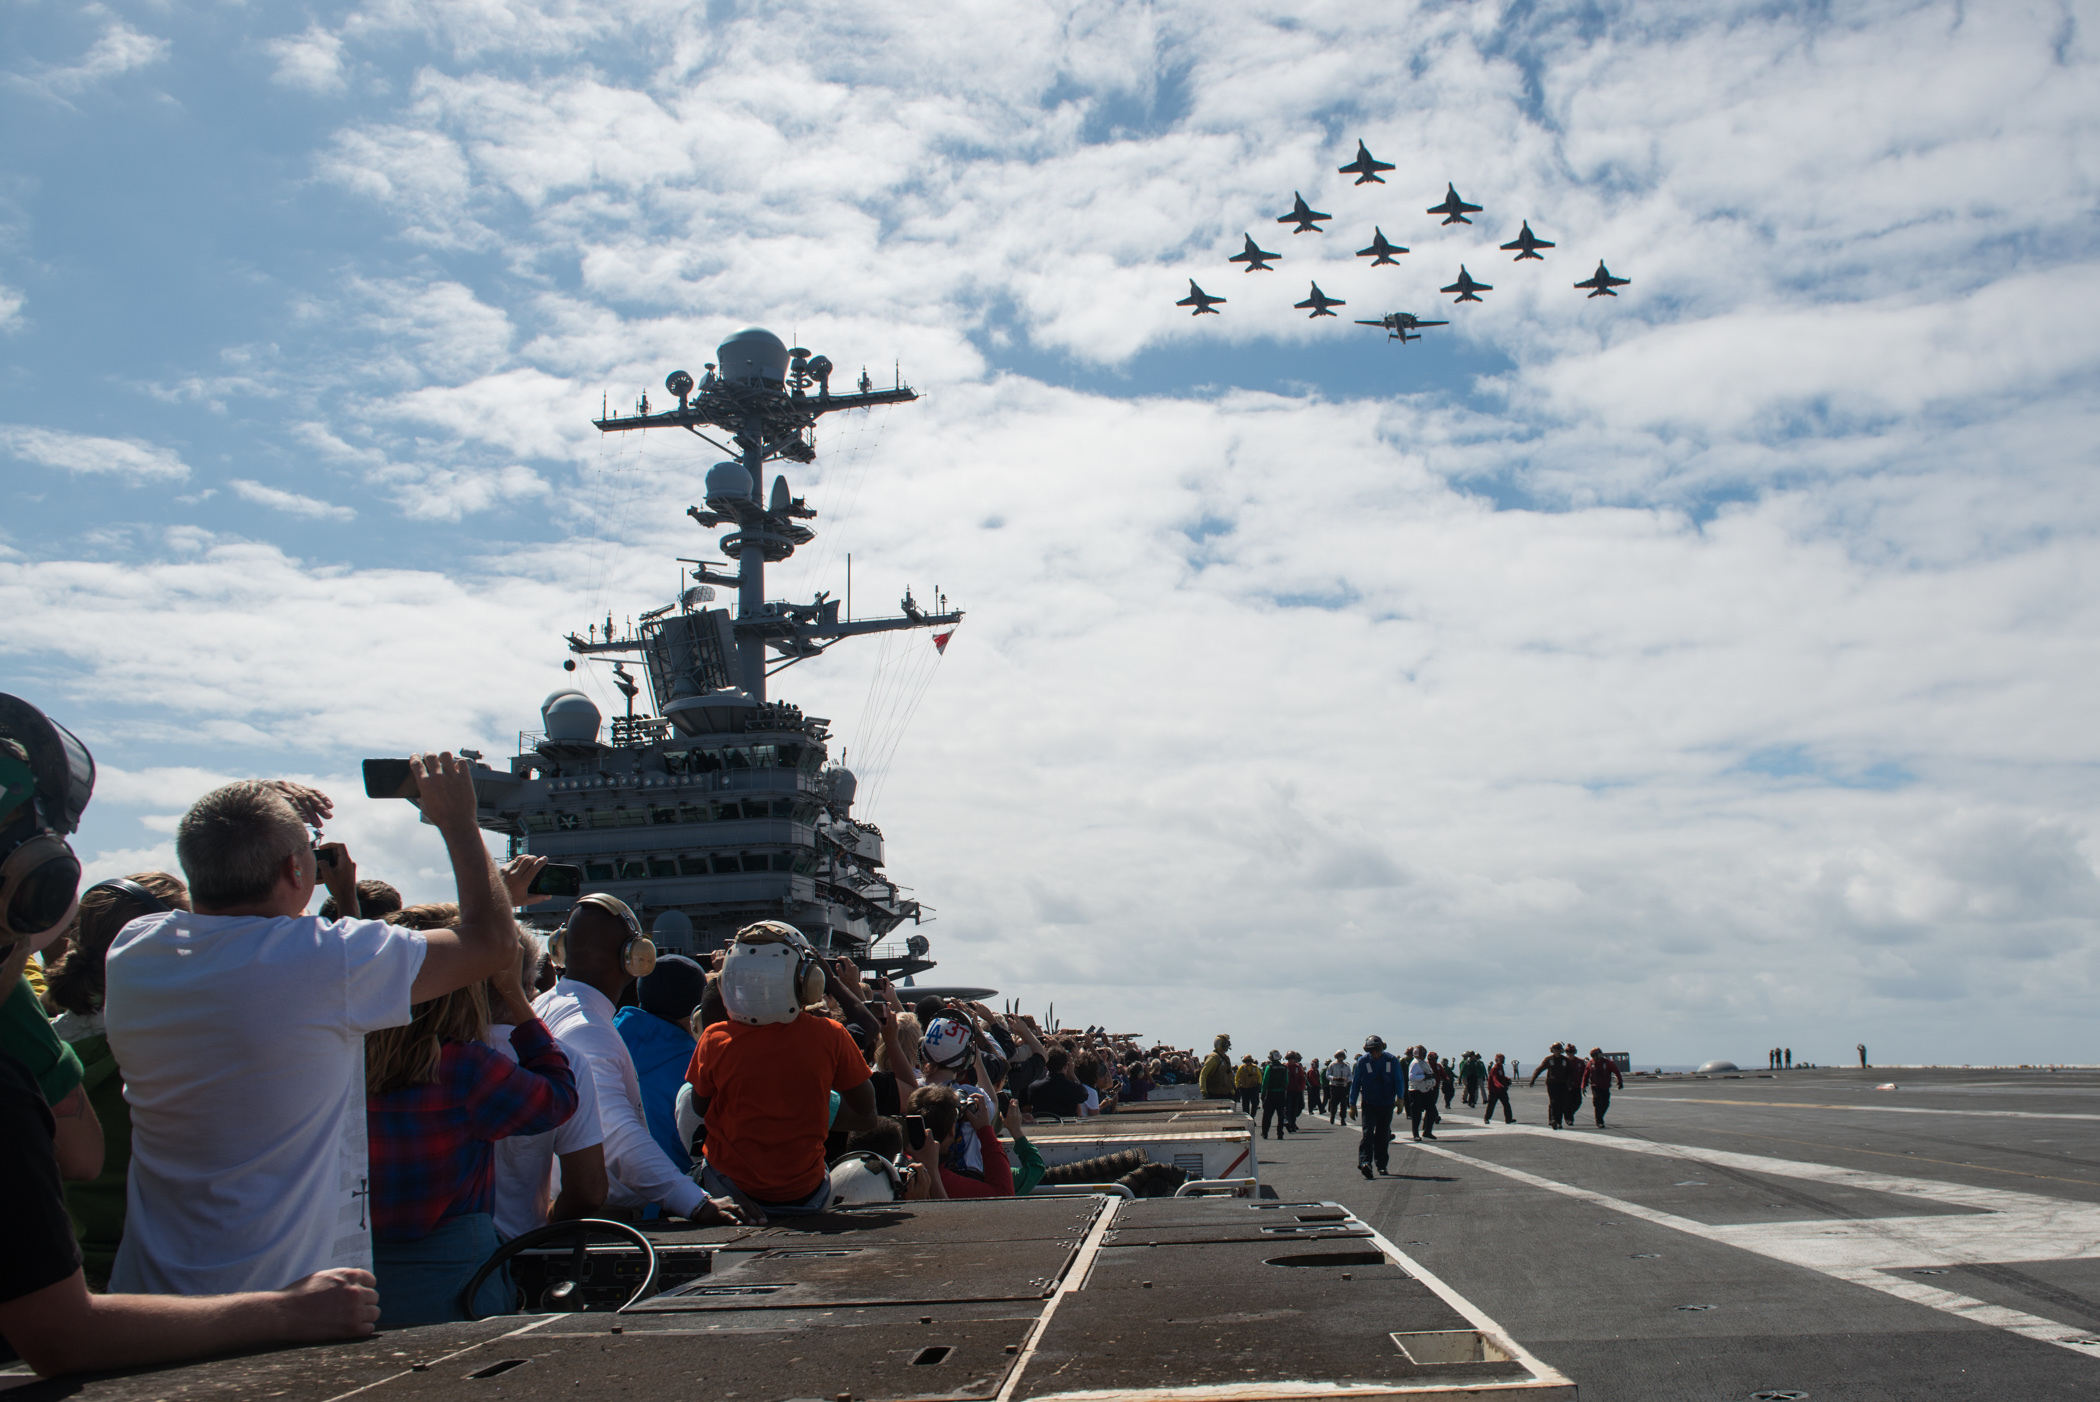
left=1354, top=311, right=1450, bottom=343
left=1574, top=261, right=1632, bottom=297
left=1498, top=221, right=1555, bottom=260
left=1276, top=192, right=1332, bottom=233
left=1228, top=234, right=1280, bottom=271
left=1176, top=280, right=1226, bottom=315
left=1338, top=140, right=1395, bottom=185
left=1356, top=228, right=1409, bottom=266
left=1294, top=282, right=1345, bottom=318
left=1427, top=183, right=1483, bottom=225
left=1440, top=266, right=1492, bottom=302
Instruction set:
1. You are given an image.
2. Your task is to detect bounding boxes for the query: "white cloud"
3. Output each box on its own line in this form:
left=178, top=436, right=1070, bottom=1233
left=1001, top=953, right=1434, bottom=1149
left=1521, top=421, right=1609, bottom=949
left=9, top=20, right=169, bottom=100
left=0, top=285, right=23, bottom=333
left=0, top=425, right=189, bottom=482
left=229, top=478, right=357, bottom=521
left=265, top=25, right=347, bottom=95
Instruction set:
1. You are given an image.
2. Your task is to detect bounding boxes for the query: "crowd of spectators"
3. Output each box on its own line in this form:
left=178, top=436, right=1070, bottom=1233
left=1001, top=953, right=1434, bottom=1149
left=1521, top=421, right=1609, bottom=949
left=1, top=724, right=1211, bottom=1379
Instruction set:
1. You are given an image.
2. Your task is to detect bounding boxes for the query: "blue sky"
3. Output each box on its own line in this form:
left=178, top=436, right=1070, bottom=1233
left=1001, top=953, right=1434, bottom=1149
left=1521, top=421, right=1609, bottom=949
left=5, top=0, right=2099, bottom=1063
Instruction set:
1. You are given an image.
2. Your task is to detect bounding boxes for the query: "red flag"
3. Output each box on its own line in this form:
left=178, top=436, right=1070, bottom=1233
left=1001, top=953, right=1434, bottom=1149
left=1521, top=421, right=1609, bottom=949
left=931, top=630, right=954, bottom=655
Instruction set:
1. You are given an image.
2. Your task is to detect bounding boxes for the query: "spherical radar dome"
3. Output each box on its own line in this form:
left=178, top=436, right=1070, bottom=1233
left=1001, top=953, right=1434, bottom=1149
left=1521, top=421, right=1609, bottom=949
left=541, top=689, right=602, bottom=743
left=717, top=327, right=789, bottom=387
left=705, top=459, right=753, bottom=504
left=1696, top=1059, right=1739, bottom=1074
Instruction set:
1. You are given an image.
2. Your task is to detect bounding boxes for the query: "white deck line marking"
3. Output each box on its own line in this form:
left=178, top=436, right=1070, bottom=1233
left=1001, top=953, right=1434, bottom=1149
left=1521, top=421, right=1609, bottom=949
left=995, top=1194, right=1121, bottom=1402
left=1627, top=1095, right=2100, bottom=1123
left=1413, top=1128, right=2100, bottom=1359
left=318, top=1313, right=559, bottom=1402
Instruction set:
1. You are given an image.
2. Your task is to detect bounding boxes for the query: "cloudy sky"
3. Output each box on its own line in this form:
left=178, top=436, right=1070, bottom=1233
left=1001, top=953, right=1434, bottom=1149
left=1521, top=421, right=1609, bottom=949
left=5, top=0, right=2097, bottom=1066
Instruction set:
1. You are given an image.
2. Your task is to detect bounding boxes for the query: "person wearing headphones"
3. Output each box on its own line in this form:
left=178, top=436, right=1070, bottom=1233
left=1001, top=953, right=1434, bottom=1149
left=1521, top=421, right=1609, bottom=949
left=42, top=871, right=190, bottom=1289
left=684, top=921, right=878, bottom=1219
left=1349, top=1035, right=1404, bottom=1178
left=534, top=895, right=744, bottom=1227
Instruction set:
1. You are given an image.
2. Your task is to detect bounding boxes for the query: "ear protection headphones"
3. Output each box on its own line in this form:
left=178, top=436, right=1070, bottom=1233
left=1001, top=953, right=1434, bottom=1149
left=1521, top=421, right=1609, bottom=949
left=82, top=877, right=173, bottom=916
left=0, top=832, right=82, bottom=951
left=549, top=893, right=657, bottom=980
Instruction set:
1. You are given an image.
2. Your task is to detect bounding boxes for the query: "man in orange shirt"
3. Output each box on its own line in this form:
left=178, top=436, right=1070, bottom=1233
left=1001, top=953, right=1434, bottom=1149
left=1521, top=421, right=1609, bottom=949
left=685, top=923, right=877, bottom=1219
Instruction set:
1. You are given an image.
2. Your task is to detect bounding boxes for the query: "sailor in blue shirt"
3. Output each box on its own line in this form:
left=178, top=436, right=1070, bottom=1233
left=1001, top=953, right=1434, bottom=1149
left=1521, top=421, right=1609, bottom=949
left=1348, top=1036, right=1404, bottom=1178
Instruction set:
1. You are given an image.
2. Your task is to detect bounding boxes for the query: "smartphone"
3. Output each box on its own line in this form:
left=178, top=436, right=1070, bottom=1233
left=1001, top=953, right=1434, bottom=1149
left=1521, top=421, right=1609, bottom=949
left=904, top=1114, right=926, bottom=1151
left=313, top=845, right=338, bottom=868
left=527, top=862, right=583, bottom=898
left=363, top=758, right=419, bottom=799
left=996, top=1090, right=1012, bottom=1118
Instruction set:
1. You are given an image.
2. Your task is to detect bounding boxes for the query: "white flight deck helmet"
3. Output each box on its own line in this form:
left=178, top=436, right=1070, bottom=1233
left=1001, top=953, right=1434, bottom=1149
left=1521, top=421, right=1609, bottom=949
left=828, top=1152, right=905, bottom=1204
left=718, top=920, right=826, bottom=1026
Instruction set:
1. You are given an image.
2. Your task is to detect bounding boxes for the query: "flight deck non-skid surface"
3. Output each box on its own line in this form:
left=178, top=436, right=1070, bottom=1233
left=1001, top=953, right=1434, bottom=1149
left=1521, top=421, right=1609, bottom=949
left=7, top=1191, right=1569, bottom=1401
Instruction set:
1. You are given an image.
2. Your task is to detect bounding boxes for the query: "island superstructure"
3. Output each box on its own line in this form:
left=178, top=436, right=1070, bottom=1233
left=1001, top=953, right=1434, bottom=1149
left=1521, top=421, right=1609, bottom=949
left=375, top=327, right=960, bottom=978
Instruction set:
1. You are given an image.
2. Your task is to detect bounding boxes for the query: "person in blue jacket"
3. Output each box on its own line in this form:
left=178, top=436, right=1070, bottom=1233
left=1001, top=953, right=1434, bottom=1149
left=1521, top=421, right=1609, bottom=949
left=614, top=954, right=706, bottom=1171
left=1349, top=1035, right=1404, bottom=1179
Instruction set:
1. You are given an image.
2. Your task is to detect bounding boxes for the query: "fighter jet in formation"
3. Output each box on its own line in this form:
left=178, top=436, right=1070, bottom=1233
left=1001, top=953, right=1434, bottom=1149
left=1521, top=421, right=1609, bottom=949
left=1356, top=228, right=1409, bottom=266
left=1176, top=281, right=1226, bottom=315
left=1427, top=183, right=1482, bottom=225
left=1440, top=267, right=1492, bottom=303
left=1179, top=138, right=1631, bottom=322
left=1295, top=283, right=1346, bottom=318
left=1574, top=261, right=1631, bottom=298
left=1228, top=234, right=1280, bottom=271
left=1499, top=221, right=1555, bottom=261
left=1276, top=192, right=1332, bottom=233
left=1338, top=140, right=1395, bottom=185
left=1354, top=311, right=1450, bottom=343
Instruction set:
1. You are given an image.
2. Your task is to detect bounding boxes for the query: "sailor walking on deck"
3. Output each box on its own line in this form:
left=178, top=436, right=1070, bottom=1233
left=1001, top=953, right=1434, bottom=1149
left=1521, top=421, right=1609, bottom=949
left=1325, top=1051, right=1351, bottom=1124
left=1350, top=1036, right=1403, bottom=1177
left=1306, top=1056, right=1324, bottom=1117
left=1458, top=1051, right=1485, bottom=1108
left=1259, top=1051, right=1290, bottom=1139
left=1405, top=1046, right=1440, bottom=1141
left=1283, top=1051, right=1306, bottom=1132
left=1585, top=1048, right=1623, bottom=1128
left=1529, top=1043, right=1578, bottom=1130
left=1482, top=1053, right=1515, bottom=1124
left=1199, top=1035, right=1235, bottom=1100
left=1233, top=1055, right=1261, bottom=1116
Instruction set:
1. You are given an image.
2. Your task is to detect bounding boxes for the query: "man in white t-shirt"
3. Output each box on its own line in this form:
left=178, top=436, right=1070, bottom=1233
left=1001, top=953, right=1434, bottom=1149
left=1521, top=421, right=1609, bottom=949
left=106, top=754, right=523, bottom=1296
left=490, top=936, right=607, bottom=1239
left=534, top=897, right=740, bottom=1225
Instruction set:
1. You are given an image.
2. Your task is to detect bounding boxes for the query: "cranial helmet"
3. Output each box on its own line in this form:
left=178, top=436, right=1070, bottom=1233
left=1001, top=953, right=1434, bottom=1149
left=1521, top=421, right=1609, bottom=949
left=1364, top=1035, right=1385, bottom=1053
left=718, top=920, right=825, bottom=1026
left=921, top=1016, right=974, bottom=1069
left=1213, top=1033, right=1231, bottom=1053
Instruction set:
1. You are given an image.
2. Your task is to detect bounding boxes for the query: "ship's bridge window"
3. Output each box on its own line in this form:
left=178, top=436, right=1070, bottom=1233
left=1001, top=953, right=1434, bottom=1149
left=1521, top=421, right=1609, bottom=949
left=679, top=855, right=710, bottom=877
left=662, top=750, right=688, bottom=775
left=769, top=851, right=794, bottom=872
left=723, top=747, right=752, bottom=770
left=791, top=797, right=823, bottom=824
left=710, top=854, right=741, bottom=875
left=801, top=747, right=824, bottom=775
left=650, top=805, right=679, bottom=825
left=792, top=850, right=819, bottom=875
left=524, top=813, right=555, bottom=833
left=616, top=808, right=647, bottom=827
left=776, top=743, right=802, bottom=770
left=739, top=799, right=772, bottom=821
left=617, top=859, right=646, bottom=880
left=751, top=745, right=777, bottom=768
left=690, top=750, right=722, bottom=774
left=677, top=802, right=709, bottom=824
left=585, top=862, right=615, bottom=881
left=648, top=858, right=676, bottom=879
left=740, top=853, right=771, bottom=873
left=557, top=812, right=581, bottom=831
left=586, top=809, right=615, bottom=829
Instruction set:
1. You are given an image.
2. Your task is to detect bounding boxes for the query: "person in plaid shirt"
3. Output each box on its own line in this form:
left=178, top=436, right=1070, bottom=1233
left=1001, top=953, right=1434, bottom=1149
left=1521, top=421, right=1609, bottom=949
left=365, top=919, right=577, bottom=1326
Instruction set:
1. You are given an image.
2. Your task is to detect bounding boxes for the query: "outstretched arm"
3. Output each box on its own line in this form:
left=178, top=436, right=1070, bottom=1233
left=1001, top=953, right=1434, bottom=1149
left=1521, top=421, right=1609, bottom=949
left=1, top=1267, right=378, bottom=1378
